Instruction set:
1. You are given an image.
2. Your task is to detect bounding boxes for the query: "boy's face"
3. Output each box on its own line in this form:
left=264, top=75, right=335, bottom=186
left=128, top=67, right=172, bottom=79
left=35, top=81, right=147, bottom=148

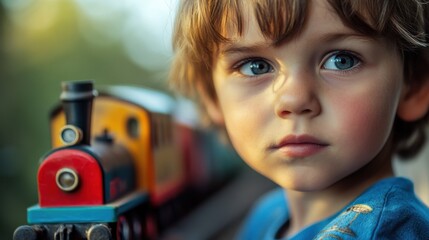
left=210, top=0, right=405, bottom=191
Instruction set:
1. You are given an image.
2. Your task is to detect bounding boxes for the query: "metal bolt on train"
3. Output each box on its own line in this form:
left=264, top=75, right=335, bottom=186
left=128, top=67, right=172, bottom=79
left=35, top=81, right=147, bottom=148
left=13, top=80, right=243, bottom=240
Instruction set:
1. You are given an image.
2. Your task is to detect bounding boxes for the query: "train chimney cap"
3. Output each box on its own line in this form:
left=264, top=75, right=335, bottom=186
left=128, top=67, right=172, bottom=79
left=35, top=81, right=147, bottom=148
left=60, top=80, right=98, bottom=101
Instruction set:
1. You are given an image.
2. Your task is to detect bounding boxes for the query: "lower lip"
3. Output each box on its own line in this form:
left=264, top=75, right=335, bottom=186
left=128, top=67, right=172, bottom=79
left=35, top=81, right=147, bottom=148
left=276, top=143, right=326, bottom=158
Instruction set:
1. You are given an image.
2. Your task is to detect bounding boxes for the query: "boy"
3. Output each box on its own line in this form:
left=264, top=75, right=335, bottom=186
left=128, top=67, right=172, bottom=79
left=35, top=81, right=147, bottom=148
left=170, top=0, right=429, bottom=238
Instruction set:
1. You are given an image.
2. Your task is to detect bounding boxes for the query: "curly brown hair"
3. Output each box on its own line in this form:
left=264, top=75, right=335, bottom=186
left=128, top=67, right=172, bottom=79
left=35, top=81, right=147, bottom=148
left=169, top=0, right=429, bottom=158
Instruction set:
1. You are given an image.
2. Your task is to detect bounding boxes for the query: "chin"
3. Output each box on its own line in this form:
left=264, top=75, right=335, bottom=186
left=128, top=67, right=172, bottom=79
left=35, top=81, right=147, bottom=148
left=274, top=174, right=340, bottom=192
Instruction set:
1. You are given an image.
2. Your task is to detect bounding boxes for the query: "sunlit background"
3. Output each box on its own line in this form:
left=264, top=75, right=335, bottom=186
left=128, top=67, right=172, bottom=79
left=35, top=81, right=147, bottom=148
left=0, top=0, right=181, bottom=237
left=1, top=0, right=429, bottom=239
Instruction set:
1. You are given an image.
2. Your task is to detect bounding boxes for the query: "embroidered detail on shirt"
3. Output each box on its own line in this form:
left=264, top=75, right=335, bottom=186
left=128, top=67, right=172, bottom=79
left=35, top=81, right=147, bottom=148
left=346, top=204, right=373, bottom=214
left=314, top=204, right=373, bottom=239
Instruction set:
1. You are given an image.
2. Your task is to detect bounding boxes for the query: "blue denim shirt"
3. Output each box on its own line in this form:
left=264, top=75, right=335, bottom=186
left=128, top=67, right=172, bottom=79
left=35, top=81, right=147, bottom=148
left=237, top=177, right=429, bottom=239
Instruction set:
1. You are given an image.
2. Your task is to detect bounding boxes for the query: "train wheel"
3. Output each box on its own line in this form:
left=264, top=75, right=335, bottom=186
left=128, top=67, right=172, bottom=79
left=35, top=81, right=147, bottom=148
left=117, top=216, right=132, bottom=240
left=13, top=225, right=41, bottom=240
left=131, top=215, right=143, bottom=239
left=87, top=224, right=112, bottom=240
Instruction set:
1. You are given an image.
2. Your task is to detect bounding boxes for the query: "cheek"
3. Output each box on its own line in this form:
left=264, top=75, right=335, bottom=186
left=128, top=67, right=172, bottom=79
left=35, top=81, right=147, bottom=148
left=341, top=103, right=389, bottom=140
left=217, top=94, right=269, bottom=165
left=331, top=86, right=401, bottom=157
left=223, top=113, right=262, bottom=170
left=223, top=103, right=263, bottom=151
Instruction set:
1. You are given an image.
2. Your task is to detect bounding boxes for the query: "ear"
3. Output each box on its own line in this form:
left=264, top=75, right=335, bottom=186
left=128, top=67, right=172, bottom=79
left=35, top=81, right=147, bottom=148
left=397, top=80, right=429, bottom=121
left=197, top=82, right=225, bottom=125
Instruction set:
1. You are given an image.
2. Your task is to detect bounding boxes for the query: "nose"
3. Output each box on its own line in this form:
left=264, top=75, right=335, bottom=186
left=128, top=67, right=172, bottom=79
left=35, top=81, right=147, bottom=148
left=274, top=72, right=321, bottom=119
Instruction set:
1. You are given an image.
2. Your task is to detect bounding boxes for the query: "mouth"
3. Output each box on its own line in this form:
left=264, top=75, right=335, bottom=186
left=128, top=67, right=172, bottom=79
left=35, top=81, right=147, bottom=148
left=269, top=134, right=329, bottom=158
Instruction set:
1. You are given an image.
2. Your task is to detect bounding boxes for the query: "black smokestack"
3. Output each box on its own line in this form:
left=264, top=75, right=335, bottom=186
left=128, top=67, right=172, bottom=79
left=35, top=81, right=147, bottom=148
left=60, top=80, right=97, bottom=145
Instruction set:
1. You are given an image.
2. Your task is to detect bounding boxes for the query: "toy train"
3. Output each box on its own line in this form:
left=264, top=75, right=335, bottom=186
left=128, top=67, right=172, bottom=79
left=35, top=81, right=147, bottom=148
left=13, top=80, right=242, bottom=240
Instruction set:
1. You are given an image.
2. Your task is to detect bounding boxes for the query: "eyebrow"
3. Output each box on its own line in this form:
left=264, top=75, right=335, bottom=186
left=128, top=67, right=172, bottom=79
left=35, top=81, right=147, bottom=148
left=318, top=32, right=374, bottom=43
left=220, top=42, right=273, bottom=55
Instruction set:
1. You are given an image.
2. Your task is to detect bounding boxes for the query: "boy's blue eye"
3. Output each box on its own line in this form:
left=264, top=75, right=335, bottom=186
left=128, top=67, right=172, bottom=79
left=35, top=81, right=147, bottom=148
left=239, top=59, right=273, bottom=76
left=323, top=52, right=359, bottom=71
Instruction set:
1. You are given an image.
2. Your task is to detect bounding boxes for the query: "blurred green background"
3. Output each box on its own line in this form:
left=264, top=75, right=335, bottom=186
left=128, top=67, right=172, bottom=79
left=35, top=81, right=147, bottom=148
left=0, top=0, right=180, bottom=238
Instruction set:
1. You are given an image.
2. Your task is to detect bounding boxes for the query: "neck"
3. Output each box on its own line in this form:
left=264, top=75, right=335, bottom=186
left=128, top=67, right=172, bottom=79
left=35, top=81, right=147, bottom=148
left=282, top=144, right=394, bottom=237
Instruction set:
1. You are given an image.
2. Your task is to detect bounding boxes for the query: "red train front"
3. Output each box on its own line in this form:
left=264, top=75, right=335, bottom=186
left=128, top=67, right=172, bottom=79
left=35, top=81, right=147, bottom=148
left=38, top=81, right=136, bottom=207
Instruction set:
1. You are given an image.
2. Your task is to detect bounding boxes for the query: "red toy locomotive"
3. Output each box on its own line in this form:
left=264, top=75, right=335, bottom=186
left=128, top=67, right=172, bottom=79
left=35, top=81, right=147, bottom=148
left=13, top=80, right=242, bottom=240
